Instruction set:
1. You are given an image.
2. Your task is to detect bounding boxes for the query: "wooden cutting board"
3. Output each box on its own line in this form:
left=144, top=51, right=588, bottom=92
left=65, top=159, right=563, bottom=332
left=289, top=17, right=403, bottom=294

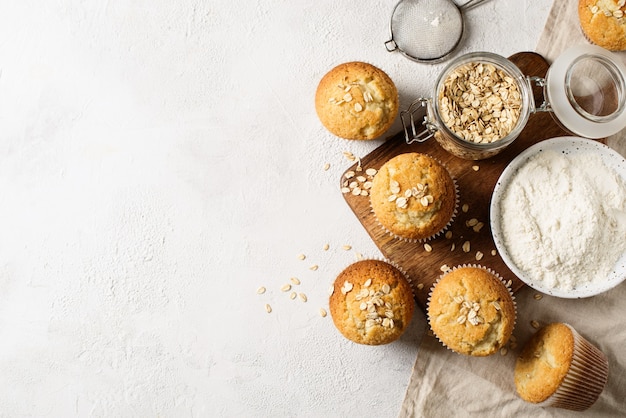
left=342, top=52, right=592, bottom=311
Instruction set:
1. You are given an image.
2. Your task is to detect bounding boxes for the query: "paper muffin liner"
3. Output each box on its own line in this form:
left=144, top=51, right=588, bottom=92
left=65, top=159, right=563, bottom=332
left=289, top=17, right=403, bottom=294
left=370, top=157, right=459, bottom=244
left=578, top=21, right=602, bottom=50
left=537, top=323, right=609, bottom=411
left=580, top=24, right=594, bottom=46
left=383, top=257, right=415, bottom=299
left=426, top=264, right=517, bottom=355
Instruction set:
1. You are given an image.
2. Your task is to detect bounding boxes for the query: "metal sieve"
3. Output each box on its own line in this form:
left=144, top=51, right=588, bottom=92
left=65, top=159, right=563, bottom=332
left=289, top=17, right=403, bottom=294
left=385, top=0, right=486, bottom=64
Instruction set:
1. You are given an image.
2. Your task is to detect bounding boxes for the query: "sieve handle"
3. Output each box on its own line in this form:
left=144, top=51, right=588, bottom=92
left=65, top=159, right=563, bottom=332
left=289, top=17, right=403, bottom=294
left=385, top=39, right=398, bottom=52
left=458, top=0, right=486, bottom=11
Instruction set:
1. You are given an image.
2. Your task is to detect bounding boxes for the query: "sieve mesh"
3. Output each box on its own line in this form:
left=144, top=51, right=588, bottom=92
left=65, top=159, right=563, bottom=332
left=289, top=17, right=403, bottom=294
left=390, top=0, right=464, bottom=63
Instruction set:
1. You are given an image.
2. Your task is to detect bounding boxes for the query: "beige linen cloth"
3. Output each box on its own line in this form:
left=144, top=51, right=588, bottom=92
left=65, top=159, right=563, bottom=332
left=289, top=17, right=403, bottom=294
left=400, top=2, right=626, bottom=417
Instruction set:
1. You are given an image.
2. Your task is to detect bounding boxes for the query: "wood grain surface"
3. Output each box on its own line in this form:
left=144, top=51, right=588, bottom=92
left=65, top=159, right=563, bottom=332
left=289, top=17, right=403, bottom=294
left=342, top=52, right=587, bottom=311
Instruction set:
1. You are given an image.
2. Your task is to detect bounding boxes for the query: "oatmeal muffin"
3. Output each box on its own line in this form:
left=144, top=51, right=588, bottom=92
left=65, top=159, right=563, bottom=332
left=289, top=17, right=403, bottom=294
left=427, top=265, right=515, bottom=356
left=515, top=322, right=609, bottom=411
left=315, top=61, right=399, bottom=140
left=329, top=259, right=414, bottom=345
left=579, top=0, right=626, bottom=51
left=369, top=152, right=457, bottom=241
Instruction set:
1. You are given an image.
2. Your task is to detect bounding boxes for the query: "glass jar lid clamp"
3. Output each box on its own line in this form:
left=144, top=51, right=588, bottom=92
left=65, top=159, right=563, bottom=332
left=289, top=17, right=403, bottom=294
left=385, top=0, right=487, bottom=63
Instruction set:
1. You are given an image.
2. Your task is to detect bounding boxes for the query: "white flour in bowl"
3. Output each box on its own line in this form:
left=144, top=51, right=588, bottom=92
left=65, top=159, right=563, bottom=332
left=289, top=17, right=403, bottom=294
left=499, top=150, right=626, bottom=291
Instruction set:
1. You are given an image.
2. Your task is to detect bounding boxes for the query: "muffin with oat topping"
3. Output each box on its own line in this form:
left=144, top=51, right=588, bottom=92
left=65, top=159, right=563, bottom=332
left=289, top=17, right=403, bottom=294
left=514, top=322, right=609, bottom=411
left=579, top=0, right=626, bottom=51
left=369, top=152, right=457, bottom=242
left=315, top=61, right=399, bottom=140
left=329, top=259, right=414, bottom=345
left=427, top=265, right=515, bottom=356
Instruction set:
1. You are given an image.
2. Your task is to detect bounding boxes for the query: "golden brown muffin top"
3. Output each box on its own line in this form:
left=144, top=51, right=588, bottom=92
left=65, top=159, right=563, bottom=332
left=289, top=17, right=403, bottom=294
left=370, top=153, right=456, bottom=241
left=329, top=259, right=414, bottom=345
left=315, top=61, right=399, bottom=140
left=427, top=266, right=515, bottom=356
left=514, top=323, right=575, bottom=403
left=579, top=0, right=626, bottom=51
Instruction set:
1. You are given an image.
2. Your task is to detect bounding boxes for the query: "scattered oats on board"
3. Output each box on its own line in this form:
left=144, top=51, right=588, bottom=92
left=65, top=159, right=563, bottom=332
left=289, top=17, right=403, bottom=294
left=424, top=243, right=433, bottom=252
left=466, top=218, right=478, bottom=227
left=462, top=203, right=469, bottom=213
left=257, top=286, right=266, bottom=295
left=342, top=164, right=378, bottom=197
left=280, top=284, right=291, bottom=292
left=290, top=277, right=301, bottom=285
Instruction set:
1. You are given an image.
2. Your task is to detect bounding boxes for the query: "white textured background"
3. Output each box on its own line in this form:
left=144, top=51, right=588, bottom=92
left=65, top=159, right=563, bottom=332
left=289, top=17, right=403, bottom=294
left=0, top=1, right=551, bottom=416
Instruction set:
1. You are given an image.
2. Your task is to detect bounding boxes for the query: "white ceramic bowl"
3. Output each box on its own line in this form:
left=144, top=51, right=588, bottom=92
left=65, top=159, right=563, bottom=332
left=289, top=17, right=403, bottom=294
left=490, top=137, right=626, bottom=298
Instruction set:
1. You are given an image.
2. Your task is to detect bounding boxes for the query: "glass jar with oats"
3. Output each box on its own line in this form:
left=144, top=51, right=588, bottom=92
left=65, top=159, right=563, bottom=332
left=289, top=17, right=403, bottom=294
left=402, top=46, right=626, bottom=160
